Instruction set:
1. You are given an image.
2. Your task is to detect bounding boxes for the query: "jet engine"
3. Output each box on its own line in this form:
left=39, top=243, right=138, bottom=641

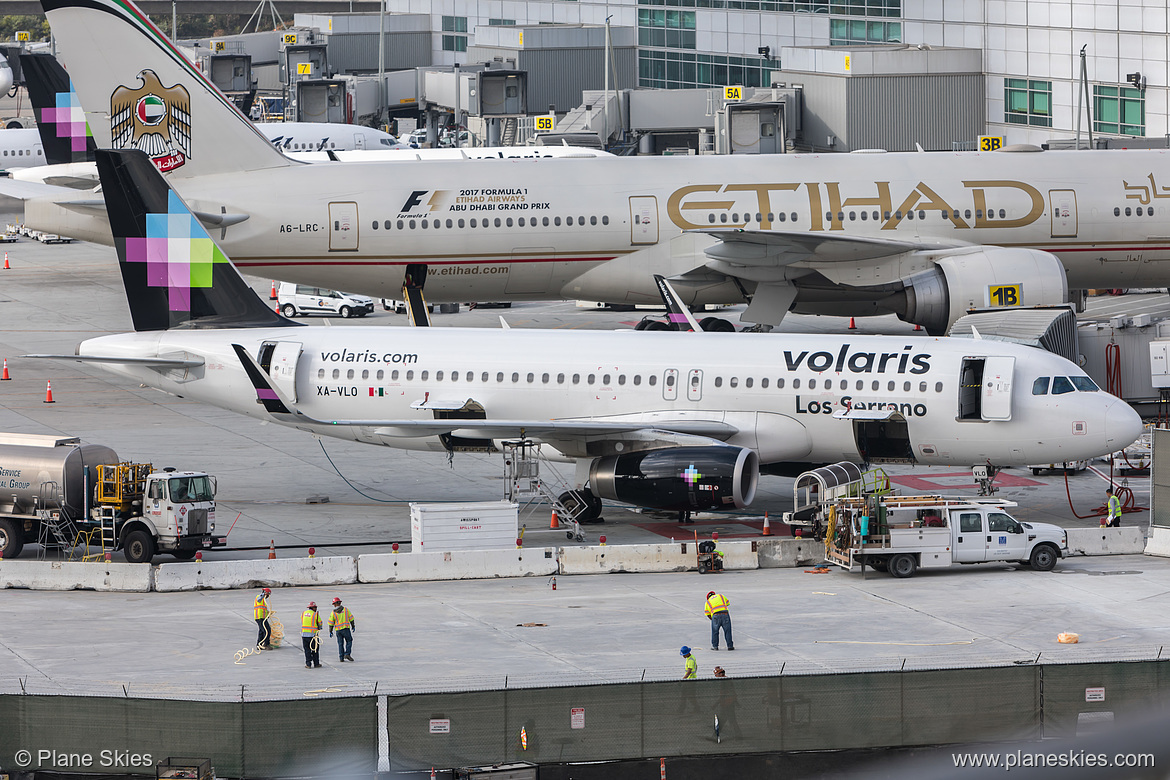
left=894, top=247, right=1068, bottom=335
left=588, top=446, right=759, bottom=512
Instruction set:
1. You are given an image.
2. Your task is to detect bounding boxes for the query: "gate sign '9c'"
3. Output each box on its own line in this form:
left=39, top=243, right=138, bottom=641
left=535, top=116, right=555, bottom=132
left=979, top=135, right=1004, bottom=151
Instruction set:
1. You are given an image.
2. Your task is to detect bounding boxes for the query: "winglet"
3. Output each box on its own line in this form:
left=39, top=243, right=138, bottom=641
left=653, top=274, right=703, bottom=332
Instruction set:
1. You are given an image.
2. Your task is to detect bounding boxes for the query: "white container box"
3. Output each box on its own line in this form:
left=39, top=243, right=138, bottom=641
left=410, top=501, right=519, bottom=552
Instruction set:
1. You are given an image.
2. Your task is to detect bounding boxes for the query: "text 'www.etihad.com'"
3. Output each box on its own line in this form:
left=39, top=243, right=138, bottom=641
left=953, top=750, right=1155, bottom=770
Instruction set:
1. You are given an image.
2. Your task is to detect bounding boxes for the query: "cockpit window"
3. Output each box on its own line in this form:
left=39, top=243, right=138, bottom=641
left=1071, top=376, right=1099, bottom=392
left=1032, top=377, right=1050, bottom=395
left=1052, top=376, right=1075, bottom=394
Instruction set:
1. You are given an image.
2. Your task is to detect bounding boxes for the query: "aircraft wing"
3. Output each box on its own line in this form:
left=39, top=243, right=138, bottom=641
left=699, top=228, right=967, bottom=267
left=23, top=353, right=206, bottom=368
left=0, top=178, right=81, bottom=201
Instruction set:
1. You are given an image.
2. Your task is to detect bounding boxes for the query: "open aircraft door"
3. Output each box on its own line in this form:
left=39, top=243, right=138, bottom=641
left=980, top=356, right=1015, bottom=421
left=1049, top=190, right=1077, bottom=238
left=629, top=196, right=658, bottom=245
left=329, top=201, right=359, bottom=251
left=258, top=341, right=302, bottom=402
left=833, top=407, right=915, bottom=463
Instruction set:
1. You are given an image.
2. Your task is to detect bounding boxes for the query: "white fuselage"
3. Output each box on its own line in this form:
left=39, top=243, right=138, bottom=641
left=76, top=327, right=1140, bottom=468
left=153, top=149, right=1170, bottom=304
left=258, top=121, right=405, bottom=152
left=0, top=128, right=46, bottom=169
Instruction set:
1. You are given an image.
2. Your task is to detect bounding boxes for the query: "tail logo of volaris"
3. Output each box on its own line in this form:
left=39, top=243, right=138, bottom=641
left=125, top=190, right=229, bottom=312
left=41, top=82, right=92, bottom=153
left=111, top=70, right=191, bottom=173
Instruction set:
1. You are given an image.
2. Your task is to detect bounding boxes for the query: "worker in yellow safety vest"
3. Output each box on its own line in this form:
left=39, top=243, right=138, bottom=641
left=301, top=602, right=323, bottom=668
left=1103, top=487, right=1123, bottom=527
left=680, top=646, right=697, bottom=679
left=254, top=588, right=272, bottom=649
left=328, top=597, right=356, bottom=662
left=704, top=591, right=734, bottom=651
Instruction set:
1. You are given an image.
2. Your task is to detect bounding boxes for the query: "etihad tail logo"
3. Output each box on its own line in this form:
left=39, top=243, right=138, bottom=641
left=111, top=70, right=192, bottom=173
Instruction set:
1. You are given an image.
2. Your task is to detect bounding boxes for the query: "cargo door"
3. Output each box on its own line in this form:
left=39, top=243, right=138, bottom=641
left=981, top=356, right=1015, bottom=421
left=354, top=132, right=367, bottom=150
left=329, top=201, right=359, bottom=251
left=267, top=341, right=302, bottom=402
left=1049, top=189, right=1077, bottom=238
left=629, top=196, right=658, bottom=245
left=504, top=248, right=556, bottom=294
left=952, top=511, right=985, bottom=563
left=663, top=368, right=679, bottom=401
left=686, top=369, right=703, bottom=401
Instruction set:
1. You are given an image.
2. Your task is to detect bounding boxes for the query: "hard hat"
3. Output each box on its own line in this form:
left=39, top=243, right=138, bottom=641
left=680, top=646, right=691, bottom=656
left=308, top=601, right=317, bottom=608
left=707, top=591, right=716, bottom=598
left=262, top=588, right=271, bottom=595
left=332, top=597, right=342, bottom=605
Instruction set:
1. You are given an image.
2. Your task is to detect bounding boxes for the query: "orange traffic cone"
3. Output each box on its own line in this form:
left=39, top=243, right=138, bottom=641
left=3, top=252, right=8, bottom=269
left=1, top=358, right=9, bottom=380
left=43, top=380, right=54, bottom=403
left=275, top=302, right=281, bottom=314
left=848, top=316, right=857, bottom=330
left=761, top=511, right=772, bottom=536
left=268, top=540, right=276, bottom=559
left=550, top=510, right=559, bottom=529
left=269, top=280, right=278, bottom=299
left=914, top=323, right=922, bottom=331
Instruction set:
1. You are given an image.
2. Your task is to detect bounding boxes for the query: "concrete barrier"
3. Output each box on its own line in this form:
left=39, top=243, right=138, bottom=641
left=1145, top=526, right=1170, bottom=557
left=155, top=556, right=357, bottom=591
left=0, top=560, right=153, bottom=592
left=1065, top=527, right=1146, bottom=556
left=558, top=540, right=759, bottom=575
left=756, top=538, right=821, bottom=568
left=359, top=548, right=557, bottom=582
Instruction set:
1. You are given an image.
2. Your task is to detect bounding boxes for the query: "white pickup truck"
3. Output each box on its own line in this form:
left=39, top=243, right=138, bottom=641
left=825, top=495, right=1068, bottom=578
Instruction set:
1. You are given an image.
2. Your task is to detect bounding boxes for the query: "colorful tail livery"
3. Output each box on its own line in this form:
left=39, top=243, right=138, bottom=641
left=96, top=148, right=293, bottom=330
left=21, top=53, right=96, bottom=165
left=42, top=0, right=291, bottom=178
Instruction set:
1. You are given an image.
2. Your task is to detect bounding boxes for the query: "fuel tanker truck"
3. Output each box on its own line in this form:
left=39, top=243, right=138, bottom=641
left=0, top=432, right=225, bottom=563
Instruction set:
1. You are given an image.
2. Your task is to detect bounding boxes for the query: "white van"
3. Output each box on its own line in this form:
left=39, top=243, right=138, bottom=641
left=278, top=283, right=374, bottom=318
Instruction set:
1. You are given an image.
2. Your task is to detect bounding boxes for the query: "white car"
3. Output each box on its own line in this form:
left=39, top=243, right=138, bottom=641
left=278, top=282, right=374, bottom=318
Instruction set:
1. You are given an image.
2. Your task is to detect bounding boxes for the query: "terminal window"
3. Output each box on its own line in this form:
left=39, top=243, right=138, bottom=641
left=637, top=9, right=697, bottom=49
left=441, top=15, right=467, bottom=52
left=638, top=50, right=777, bottom=89
left=1094, top=85, right=1145, bottom=137
left=1004, top=78, right=1052, bottom=127
left=829, top=18, right=901, bottom=44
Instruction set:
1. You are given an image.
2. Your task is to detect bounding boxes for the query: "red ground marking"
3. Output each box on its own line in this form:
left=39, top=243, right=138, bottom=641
left=889, top=471, right=1043, bottom=491
left=634, top=521, right=768, bottom=540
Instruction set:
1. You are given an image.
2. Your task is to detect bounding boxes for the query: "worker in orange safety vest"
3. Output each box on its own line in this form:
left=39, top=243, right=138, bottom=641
left=301, top=602, right=323, bottom=668
left=328, top=597, right=356, bottom=662
left=704, top=591, right=734, bottom=651
left=254, top=588, right=272, bottom=649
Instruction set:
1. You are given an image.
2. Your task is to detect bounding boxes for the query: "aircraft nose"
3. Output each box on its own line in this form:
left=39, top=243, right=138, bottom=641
left=1105, top=400, right=1143, bottom=450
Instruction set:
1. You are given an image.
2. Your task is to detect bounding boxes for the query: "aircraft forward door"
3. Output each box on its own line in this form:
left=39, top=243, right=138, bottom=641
left=1049, top=190, right=1078, bottom=238
left=686, top=369, right=703, bottom=401
left=258, top=340, right=302, bottom=402
left=329, top=201, right=359, bottom=251
left=629, top=196, right=658, bottom=245
left=981, top=356, right=1015, bottom=421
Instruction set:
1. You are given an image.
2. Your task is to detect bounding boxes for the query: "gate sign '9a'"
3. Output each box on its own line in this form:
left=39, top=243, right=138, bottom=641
left=535, top=116, right=555, bottom=132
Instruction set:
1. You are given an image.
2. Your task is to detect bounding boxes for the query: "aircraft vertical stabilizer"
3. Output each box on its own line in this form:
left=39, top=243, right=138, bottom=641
left=21, top=53, right=97, bottom=165
left=96, top=148, right=295, bottom=331
left=42, top=0, right=293, bottom=178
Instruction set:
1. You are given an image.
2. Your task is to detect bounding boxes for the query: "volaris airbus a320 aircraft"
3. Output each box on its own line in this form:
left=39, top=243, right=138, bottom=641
left=26, top=150, right=1143, bottom=541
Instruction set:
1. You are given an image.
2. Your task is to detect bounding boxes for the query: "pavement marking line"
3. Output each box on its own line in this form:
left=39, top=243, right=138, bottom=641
left=814, top=639, right=977, bottom=646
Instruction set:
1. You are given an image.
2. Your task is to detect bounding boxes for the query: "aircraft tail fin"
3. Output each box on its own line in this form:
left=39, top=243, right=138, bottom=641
left=43, top=0, right=292, bottom=178
left=95, top=148, right=296, bottom=331
left=21, top=53, right=97, bottom=165
left=653, top=274, right=703, bottom=332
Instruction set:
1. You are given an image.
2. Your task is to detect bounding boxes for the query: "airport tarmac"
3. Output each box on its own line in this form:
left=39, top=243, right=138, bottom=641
left=0, top=206, right=1160, bottom=560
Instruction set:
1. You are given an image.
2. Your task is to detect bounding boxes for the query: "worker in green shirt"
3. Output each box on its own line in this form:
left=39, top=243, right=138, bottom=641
left=1104, top=487, right=1122, bottom=527
left=681, top=646, right=697, bottom=678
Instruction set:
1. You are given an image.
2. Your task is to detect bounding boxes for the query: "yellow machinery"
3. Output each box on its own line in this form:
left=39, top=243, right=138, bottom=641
left=95, top=462, right=153, bottom=511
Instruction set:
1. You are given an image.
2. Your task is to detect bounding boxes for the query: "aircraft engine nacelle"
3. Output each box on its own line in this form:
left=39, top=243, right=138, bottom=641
left=588, top=445, right=759, bottom=512
left=899, top=248, right=1068, bottom=335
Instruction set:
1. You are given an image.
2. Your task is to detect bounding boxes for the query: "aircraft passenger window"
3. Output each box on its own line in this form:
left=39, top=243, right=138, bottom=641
left=588, top=374, right=596, bottom=384
left=577, top=215, right=585, bottom=224
left=708, top=214, right=716, bottom=223
left=450, top=371, right=458, bottom=382
left=986, top=210, right=994, bottom=220
left=330, top=369, right=341, bottom=380
left=860, top=211, right=867, bottom=221
left=568, top=216, right=575, bottom=226
left=397, top=220, right=404, bottom=230
left=733, top=213, right=741, bottom=222
left=526, top=373, right=534, bottom=383
left=495, top=218, right=502, bottom=227
left=634, top=375, right=641, bottom=386
left=372, top=221, right=379, bottom=230
left=602, top=216, right=609, bottom=225
left=959, top=513, right=981, bottom=533
left=406, top=370, right=414, bottom=380
left=361, top=369, right=369, bottom=379
left=840, top=380, right=847, bottom=390
left=895, top=211, right=903, bottom=219
left=919, top=381, right=926, bottom=391
left=1071, top=376, right=1099, bottom=392
left=884, top=211, right=891, bottom=220
left=777, top=212, right=786, bottom=222
left=808, top=378, right=816, bottom=389
left=720, top=213, right=728, bottom=223
left=1052, top=376, right=1075, bottom=394
left=935, top=382, right=943, bottom=392
left=591, top=216, right=598, bottom=226
left=619, top=375, right=626, bottom=385
left=756, top=213, right=763, bottom=222
left=409, top=220, right=416, bottom=229
left=503, top=218, right=511, bottom=227
left=872, top=211, right=879, bottom=220
left=746, top=378, right=753, bottom=388
left=976, top=209, right=983, bottom=219
left=317, top=369, right=325, bottom=379
left=1032, top=377, right=1050, bottom=395
left=420, top=371, right=429, bottom=380
left=998, top=209, right=1005, bottom=218
left=2, top=151, right=6, bottom=156
left=762, top=378, right=770, bottom=389
left=791, top=213, right=799, bottom=222
left=555, top=217, right=562, bottom=226
left=730, top=377, right=738, bottom=388
left=573, top=374, right=581, bottom=384
left=446, top=219, right=453, bottom=228
left=907, top=211, right=914, bottom=220
left=511, top=372, right=519, bottom=382
left=435, top=371, right=444, bottom=381
left=542, top=373, right=550, bottom=383
left=496, top=372, right=504, bottom=382
left=603, top=374, right=611, bottom=384
left=519, top=218, right=526, bottom=226
left=649, top=375, right=657, bottom=386
left=918, top=210, right=925, bottom=220
left=838, top=212, right=845, bottom=222
left=421, top=220, right=428, bottom=229
left=872, top=380, right=879, bottom=390
left=392, top=370, right=399, bottom=380
left=776, top=378, right=784, bottom=388
left=471, top=219, right=478, bottom=227
left=855, top=380, right=863, bottom=390
left=1125, top=207, right=1132, bottom=216
left=480, top=372, right=488, bottom=382
left=543, top=217, right=550, bottom=226
left=888, top=381, right=895, bottom=391
left=715, top=377, right=723, bottom=388
left=557, top=373, right=565, bottom=384
left=824, top=212, right=832, bottom=223
left=904, top=381, right=911, bottom=391
left=346, top=369, right=355, bottom=379
left=459, top=219, right=465, bottom=228
left=381, top=220, right=390, bottom=230
left=849, top=211, right=857, bottom=221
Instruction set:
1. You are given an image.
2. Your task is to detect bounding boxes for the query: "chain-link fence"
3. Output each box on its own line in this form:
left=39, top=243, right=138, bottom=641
left=2, top=656, right=1167, bottom=776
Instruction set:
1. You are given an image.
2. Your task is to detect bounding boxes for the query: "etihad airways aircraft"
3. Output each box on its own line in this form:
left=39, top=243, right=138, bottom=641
left=29, top=0, right=1170, bottom=333
left=26, top=149, right=1144, bottom=530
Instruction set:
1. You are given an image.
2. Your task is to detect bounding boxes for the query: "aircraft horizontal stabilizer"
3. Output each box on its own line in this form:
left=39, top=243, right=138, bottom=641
left=0, top=178, right=81, bottom=201
left=22, top=353, right=205, bottom=368
left=700, top=228, right=962, bottom=267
